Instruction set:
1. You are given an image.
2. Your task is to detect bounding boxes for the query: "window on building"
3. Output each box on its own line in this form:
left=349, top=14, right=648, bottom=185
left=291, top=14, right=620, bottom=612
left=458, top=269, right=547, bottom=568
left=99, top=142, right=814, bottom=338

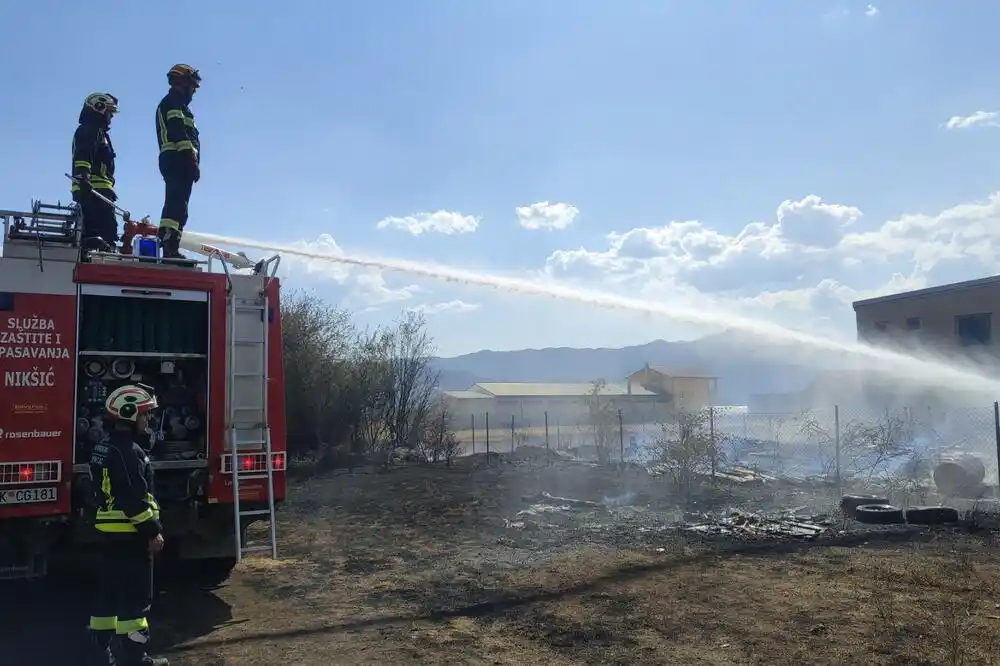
left=955, top=313, right=992, bottom=346
left=905, top=317, right=922, bottom=331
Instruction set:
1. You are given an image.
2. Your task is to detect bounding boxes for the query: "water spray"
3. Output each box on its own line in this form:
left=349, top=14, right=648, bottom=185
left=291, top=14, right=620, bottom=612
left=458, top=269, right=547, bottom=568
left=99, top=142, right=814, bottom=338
left=185, top=230, right=1000, bottom=398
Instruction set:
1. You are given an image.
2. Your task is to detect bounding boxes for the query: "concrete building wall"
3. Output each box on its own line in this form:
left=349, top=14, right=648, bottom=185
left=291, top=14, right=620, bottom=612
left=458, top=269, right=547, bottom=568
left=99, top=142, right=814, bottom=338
left=853, top=276, right=1000, bottom=363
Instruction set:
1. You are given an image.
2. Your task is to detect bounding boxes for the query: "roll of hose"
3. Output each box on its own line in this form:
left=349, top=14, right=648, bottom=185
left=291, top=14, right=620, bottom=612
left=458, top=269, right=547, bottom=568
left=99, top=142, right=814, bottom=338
left=84, top=359, right=108, bottom=379
left=111, top=358, right=135, bottom=379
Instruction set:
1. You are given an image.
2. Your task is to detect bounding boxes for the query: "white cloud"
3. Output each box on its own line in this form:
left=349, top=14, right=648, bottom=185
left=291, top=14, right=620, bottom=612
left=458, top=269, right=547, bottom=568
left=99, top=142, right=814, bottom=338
left=410, top=300, right=480, bottom=315
left=543, top=191, right=1000, bottom=335
left=864, top=4, right=879, bottom=17
left=354, top=270, right=419, bottom=304
left=376, top=210, right=480, bottom=235
left=516, top=201, right=580, bottom=231
left=945, top=111, right=1000, bottom=130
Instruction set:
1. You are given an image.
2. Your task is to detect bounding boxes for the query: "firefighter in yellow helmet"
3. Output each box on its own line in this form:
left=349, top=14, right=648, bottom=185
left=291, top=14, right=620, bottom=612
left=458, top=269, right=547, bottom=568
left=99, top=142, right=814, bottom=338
left=72, top=92, right=120, bottom=255
left=87, top=384, right=168, bottom=666
left=155, top=64, right=201, bottom=259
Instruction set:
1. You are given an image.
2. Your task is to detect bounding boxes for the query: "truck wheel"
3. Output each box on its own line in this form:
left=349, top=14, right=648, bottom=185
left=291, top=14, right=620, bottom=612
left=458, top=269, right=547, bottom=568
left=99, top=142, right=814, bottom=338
left=905, top=506, right=960, bottom=525
left=194, top=557, right=238, bottom=588
left=853, top=504, right=905, bottom=525
left=840, top=494, right=889, bottom=518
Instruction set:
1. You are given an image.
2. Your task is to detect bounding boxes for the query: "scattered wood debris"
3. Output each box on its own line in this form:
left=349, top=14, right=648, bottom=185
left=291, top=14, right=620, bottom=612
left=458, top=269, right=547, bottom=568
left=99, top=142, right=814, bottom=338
left=684, top=510, right=832, bottom=539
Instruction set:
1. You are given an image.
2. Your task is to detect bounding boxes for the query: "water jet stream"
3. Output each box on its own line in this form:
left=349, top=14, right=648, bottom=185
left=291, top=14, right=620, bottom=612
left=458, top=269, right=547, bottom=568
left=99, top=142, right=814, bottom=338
left=187, top=230, right=1000, bottom=398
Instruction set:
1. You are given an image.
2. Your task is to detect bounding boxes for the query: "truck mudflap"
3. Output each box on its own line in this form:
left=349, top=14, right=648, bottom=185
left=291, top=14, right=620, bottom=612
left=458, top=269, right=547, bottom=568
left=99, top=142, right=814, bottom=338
left=0, top=293, right=77, bottom=518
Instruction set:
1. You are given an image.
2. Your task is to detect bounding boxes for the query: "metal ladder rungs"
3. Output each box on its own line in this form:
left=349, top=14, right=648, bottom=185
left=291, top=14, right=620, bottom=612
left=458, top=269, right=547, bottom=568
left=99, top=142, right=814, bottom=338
left=229, top=285, right=278, bottom=564
left=239, top=509, right=271, bottom=517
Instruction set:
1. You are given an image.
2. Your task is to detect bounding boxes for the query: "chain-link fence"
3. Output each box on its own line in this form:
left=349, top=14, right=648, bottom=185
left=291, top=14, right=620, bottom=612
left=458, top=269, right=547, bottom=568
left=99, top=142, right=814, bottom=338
left=450, top=404, right=1000, bottom=488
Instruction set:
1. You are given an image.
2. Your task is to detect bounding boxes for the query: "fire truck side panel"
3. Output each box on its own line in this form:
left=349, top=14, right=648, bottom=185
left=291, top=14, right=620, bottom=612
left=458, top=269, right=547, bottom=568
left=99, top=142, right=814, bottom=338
left=0, top=251, right=79, bottom=520
left=0, top=292, right=77, bottom=519
left=208, top=276, right=287, bottom=504
left=266, top=279, right=287, bottom=502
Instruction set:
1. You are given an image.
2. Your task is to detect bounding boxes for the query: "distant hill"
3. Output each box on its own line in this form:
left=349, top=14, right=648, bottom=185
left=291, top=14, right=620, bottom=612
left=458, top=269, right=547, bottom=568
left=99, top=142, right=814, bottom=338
left=431, top=331, right=834, bottom=405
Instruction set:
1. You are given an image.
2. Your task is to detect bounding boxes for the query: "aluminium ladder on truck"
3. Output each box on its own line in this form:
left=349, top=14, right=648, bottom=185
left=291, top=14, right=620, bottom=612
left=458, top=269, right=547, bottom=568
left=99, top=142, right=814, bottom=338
left=214, top=253, right=282, bottom=562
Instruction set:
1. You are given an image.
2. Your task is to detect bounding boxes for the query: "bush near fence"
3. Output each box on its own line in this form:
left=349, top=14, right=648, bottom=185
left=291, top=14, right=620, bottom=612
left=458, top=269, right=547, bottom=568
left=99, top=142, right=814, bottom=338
left=449, top=404, right=1000, bottom=485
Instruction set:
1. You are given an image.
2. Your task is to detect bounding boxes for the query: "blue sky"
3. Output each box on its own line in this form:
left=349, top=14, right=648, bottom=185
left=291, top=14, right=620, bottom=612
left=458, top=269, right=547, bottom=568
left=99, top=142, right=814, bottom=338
left=3, top=1, right=1000, bottom=357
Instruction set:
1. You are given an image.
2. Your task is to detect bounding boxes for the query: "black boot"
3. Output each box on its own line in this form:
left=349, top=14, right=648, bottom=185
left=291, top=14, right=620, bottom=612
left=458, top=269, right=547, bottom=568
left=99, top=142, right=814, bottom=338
left=120, top=633, right=168, bottom=666
left=157, top=228, right=182, bottom=259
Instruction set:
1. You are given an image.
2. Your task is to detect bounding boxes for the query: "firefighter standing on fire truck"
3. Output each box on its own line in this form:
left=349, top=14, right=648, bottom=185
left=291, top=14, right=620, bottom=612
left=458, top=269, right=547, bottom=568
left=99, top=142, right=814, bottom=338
left=155, top=64, right=201, bottom=259
left=87, top=384, right=168, bottom=666
left=72, top=92, right=121, bottom=254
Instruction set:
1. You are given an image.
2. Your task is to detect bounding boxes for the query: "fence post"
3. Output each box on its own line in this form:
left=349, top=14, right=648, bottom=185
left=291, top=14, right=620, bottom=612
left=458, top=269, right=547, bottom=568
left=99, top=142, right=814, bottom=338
left=511, top=414, right=515, bottom=453
left=993, top=402, right=1000, bottom=495
left=485, top=412, right=490, bottom=457
left=438, top=409, right=445, bottom=462
left=834, top=404, right=841, bottom=491
left=544, top=411, right=550, bottom=454
left=471, top=413, right=475, bottom=455
left=709, top=406, right=717, bottom=480
left=618, top=409, right=624, bottom=463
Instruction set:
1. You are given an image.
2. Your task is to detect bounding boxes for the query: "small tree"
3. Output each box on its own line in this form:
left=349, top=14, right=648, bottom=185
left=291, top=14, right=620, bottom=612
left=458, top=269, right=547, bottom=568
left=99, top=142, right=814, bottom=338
left=840, top=411, right=913, bottom=485
left=587, top=379, right=618, bottom=463
left=652, top=410, right=717, bottom=497
left=420, top=402, right=463, bottom=465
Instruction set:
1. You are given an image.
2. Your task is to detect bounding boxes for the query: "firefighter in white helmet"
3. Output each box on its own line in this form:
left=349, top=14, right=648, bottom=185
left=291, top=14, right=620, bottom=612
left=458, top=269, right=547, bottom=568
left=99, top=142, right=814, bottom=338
left=87, top=384, right=168, bottom=666
left=71, top=92, right=121, bottom=255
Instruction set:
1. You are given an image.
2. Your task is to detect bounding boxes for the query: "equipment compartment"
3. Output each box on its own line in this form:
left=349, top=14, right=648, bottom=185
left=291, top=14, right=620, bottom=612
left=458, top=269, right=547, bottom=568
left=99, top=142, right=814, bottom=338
left=79, top=294, right=208, bottom=355
left=74, top=293, right=210, bottom=465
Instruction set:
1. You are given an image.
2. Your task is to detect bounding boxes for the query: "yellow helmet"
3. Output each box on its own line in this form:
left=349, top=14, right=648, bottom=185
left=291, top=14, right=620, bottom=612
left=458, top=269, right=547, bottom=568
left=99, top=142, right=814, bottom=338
left=167, top=63, right=201, bottom=88
left=105, top=384, right=158, bottom=423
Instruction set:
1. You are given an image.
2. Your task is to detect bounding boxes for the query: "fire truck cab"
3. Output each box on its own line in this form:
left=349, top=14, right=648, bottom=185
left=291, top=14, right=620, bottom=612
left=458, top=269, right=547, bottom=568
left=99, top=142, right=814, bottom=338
left=0, top=200, right=287, bottom=584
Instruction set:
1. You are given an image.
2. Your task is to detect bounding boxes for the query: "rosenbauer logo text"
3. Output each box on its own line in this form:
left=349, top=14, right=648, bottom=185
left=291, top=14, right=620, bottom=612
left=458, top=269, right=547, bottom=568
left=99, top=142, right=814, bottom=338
left=0, top=428, right=62, bottom=440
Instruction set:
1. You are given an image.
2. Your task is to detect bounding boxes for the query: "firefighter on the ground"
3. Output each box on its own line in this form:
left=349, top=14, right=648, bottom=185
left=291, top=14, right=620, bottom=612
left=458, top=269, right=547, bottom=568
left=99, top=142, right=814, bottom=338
left=156, top=63, right=201, bottom=259
left=71, top=92, right=121, bottom=254
left=87, top=384, right=169, bottom=666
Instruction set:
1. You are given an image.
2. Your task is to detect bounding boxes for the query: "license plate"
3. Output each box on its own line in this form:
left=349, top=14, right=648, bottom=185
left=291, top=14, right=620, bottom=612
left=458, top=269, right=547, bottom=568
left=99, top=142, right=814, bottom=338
left=0, top=486, right=57, bottom=505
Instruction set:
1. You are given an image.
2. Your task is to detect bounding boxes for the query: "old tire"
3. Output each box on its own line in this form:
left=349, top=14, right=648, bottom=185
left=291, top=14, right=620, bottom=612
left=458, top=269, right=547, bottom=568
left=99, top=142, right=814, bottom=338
left=854, top=504, right=905, bottom=525
left=840, top=494, right=889, bottom=518
left=905, top=506, right=960, bottom=525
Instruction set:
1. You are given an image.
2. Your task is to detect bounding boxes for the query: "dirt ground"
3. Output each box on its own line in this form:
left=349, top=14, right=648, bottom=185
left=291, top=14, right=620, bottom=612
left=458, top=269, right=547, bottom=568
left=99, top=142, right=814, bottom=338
left=7, top=455, right=1000, bottom=665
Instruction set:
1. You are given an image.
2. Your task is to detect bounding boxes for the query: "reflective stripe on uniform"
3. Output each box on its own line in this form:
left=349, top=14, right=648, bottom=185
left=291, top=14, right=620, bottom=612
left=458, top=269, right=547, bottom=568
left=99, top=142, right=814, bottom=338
left=160, top=139, right=196, bottom=153
left=71, top=183, right=114, bottom=193
left=89, top=616, right=117, bottom=631
left=95, top=487, right=160, bottom=534
left=116, top=616, right=149, bottom=635
left=74, top=160, right=92, bottom=170
left=159, top=219, right=181, bottom=231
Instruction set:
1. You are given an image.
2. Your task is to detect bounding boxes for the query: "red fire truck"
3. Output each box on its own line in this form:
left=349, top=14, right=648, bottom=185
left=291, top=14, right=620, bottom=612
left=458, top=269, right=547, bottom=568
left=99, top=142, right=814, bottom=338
left=0, top=200, right=287, bottom=585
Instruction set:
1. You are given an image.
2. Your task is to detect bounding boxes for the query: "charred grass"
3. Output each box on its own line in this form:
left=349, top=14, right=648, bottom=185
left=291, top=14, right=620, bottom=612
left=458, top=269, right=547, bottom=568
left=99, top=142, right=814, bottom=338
left=155, top=461, right=1000, bottom=665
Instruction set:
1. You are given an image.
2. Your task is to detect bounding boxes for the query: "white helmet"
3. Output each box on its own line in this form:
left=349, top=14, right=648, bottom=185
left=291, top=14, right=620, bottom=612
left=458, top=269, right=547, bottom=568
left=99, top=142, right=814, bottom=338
left=84, top=92, right=119, bottom=115
left=105, top=384, right=158, bottom=423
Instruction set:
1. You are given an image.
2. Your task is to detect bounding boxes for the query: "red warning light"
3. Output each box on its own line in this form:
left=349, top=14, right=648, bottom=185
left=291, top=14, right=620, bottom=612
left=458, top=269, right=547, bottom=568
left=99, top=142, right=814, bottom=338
left=19, top=465, right=34, bottom=481
left=241, top=456, right=255, bottom=471
left=272, top=454, right=285, bottom=471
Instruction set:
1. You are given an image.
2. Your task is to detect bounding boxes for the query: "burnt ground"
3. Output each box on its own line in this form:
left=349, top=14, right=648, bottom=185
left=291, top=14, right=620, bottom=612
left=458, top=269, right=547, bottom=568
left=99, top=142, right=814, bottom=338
left=5, top=454, right=1000, bottom=665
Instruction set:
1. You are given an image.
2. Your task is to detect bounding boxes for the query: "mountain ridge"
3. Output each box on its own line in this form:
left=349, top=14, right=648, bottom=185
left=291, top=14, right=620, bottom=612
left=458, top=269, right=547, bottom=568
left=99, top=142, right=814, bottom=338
left=431, top=331, right=829, bottom=404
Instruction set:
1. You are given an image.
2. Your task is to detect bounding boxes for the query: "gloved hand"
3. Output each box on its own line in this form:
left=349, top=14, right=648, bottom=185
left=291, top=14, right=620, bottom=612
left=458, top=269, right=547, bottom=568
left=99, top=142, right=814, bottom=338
left=76, top=175, right=92, bottom=194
